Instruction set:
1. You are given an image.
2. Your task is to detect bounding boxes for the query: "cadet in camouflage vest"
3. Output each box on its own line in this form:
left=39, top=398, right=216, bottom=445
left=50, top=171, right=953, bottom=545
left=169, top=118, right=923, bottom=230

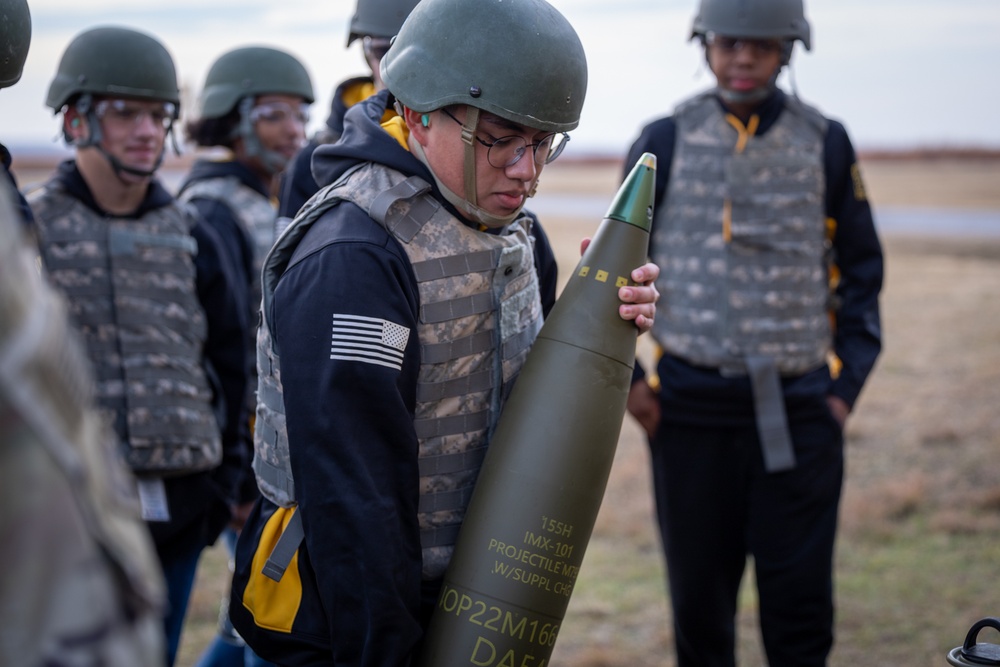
left=178, top=44, right=315, bottom=519
left=178, top=45, right=314, bottom=667
left=623, top=0, right=884, bottom=665
left=227, top=0, right=660, bottom=664
left=180, top=44, right=315, bottom=284
left=0, top=6, right=165, bottom=664
left=28, top=26, right=252, bottom=667
left=276, top=0, right=420, bottom=224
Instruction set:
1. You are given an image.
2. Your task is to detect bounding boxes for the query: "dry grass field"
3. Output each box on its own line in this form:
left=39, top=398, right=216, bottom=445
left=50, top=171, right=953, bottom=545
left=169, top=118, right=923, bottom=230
left=146, top=154, right=1000, bottom=666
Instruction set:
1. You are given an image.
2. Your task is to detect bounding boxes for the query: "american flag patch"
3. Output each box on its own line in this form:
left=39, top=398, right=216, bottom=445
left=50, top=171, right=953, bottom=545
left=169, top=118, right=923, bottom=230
left=330, top=314, right=410, bottom=370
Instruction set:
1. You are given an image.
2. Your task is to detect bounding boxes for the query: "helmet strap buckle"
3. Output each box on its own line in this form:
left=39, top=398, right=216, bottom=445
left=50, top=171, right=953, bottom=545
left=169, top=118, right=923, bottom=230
left=460, top=106, right=480, bottom=207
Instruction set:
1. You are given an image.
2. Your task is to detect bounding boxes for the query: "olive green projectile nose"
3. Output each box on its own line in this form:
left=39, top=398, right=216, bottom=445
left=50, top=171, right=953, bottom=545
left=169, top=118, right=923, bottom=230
left=605, top=152, right=656, bottom=231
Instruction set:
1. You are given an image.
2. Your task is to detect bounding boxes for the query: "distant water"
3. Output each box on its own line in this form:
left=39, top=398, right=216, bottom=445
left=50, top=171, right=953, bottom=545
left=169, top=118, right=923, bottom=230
left=526, top=192, right=1000, bottom=238
left=17, top=160, right=1000, bottom=239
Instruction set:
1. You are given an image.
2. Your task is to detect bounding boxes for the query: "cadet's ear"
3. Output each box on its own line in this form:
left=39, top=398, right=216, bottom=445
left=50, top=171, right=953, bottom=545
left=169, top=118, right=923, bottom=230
left=64, top=109, right=88, bottom=143
left=404, top=106, right=431, bottom=146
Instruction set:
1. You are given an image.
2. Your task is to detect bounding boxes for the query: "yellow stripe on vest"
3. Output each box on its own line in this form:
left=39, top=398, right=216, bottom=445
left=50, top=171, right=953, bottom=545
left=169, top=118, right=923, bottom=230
left=242, top=506, right=303, bottom=633
left=722, top=113, right=760, bottom=243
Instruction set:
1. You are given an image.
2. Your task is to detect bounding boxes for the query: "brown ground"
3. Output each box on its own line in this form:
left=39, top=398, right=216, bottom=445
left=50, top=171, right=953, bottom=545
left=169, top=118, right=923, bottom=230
left=539, top=157, right=1000, bottom=667
left=150, top=155, right=1000, bottom=666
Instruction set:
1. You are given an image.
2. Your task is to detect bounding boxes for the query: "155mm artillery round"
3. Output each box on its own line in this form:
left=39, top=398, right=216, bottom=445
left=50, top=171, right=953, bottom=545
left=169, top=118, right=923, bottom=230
left=418, top=153, right=657, bottom=667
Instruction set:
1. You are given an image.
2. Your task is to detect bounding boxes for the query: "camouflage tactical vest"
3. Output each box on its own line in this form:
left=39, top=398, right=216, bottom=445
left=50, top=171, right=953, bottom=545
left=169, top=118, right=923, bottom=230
left=651, top=92, right=832, bottom=374
left=30, top=182, right=223, bottom=475
left=255, top=162, right=543, bottom=579
left=0, top=183, right=167, bottom=666
left=178, top=174, right=277, bottom=277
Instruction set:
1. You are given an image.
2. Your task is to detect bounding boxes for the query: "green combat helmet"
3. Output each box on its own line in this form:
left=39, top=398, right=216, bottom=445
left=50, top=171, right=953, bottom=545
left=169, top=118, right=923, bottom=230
left=45, top=26, right=180, bottom=178
left=690, top=0, right=810, bottom=104
left=690, top=0, right=811, bottom=51
left=0, top=0, right=31, bottom=89
left=46, top=26, right=180, bottom=112
left=199, top=46, right=314, bottom=119
left=197, top=46, right=314, bottom=174
left=347, top=0, right=421, bottom=46
left=381, top=0, right=588, bottom=226
left=347, top=0, right=420, bottom=88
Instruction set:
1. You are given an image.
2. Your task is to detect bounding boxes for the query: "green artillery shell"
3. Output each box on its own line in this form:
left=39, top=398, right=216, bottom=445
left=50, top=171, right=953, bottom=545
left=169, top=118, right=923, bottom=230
left=417, top=153, right=656, bottom=667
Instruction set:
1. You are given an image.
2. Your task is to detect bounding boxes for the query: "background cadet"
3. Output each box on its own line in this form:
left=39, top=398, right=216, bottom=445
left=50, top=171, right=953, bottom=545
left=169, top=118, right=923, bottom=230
left=178, top=44, right=314, bottom=667
left=0, top=0, right=35, bottom=228
left=0, top=6, right=166, bottom=664
left=623, top=0, right=884, bottom=665
left=275, top=0, right=419, bottom=225
left=226, top=0, right=659, bottom=664
left=180, top=45, right=314, bottom=325
left=28, top=26, right=252, bottom=667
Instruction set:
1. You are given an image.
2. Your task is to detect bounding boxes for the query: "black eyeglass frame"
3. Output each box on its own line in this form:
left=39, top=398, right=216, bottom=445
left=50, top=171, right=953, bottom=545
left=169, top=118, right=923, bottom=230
left=440, top=107, right=569, bottom=169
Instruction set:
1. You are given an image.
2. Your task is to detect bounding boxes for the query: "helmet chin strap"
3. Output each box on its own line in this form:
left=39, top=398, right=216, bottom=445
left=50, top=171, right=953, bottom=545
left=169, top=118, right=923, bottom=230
left=411, top=106, right=525, bottom=229
left=716, top=84, right=773, bottom=106
left=235, top=96, right=289, bottom=176
left=98, top=141, right=169, bottom=180
left=73, top=94, right=173, bottom=182
left=706, top=40, right=793, bottom=108
left=458, top=106, right=480, bottom=209
left=715, top=60, right=783, bottom=106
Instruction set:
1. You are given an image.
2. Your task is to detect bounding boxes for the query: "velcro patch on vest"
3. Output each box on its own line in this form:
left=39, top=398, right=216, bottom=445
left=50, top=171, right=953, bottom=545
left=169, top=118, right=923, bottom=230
left=330, top=313, right=410, bottom=370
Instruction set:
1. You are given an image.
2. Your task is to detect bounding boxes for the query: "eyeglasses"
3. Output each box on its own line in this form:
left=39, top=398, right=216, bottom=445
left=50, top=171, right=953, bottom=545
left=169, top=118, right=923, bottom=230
left=706, top=32, right=784, bottom=57
left=440, top=107, right=569, bottom=169
left=249, top=101, right=310, bottom=126
left=94, top=99, right=177, bottom=130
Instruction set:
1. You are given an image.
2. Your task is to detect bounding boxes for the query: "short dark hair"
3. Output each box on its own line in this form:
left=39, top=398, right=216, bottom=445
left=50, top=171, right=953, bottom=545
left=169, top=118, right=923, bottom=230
left=184, top=107, right=240, bottom=148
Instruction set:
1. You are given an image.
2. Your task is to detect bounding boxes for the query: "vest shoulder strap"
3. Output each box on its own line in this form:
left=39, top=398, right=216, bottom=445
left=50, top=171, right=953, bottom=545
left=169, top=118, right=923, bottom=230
left=252, top=164, right=442, bottom=572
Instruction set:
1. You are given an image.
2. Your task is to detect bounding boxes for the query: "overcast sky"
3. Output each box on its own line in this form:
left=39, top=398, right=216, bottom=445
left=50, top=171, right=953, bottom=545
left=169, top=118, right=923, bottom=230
left=2, top=0, right=999, bottom=156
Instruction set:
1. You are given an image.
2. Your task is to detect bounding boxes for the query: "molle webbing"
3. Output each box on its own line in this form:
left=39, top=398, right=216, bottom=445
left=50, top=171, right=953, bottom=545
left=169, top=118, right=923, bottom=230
left=252, top=162, right=542, bottom=582
left=363, top=174, right=541, bottom=567
left=420, top=330, right=494, bottom=364
left=370, top=175, right=440, bottom=242
left=651, top=92, right=831, bottom=375
left=30, top=186, right=222, bottom=475
left=1, top=189, right=169, bottom=633
left=179, top=175, right=276, bottom=264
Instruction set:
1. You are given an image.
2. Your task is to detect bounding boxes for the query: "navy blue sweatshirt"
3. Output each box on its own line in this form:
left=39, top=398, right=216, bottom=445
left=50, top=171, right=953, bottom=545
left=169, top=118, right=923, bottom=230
left=178, top=157, right=269, bottom=504
left=178, top=158, right=269, bottom=298
left=233, top=90, right=561, bottom=667
left=277, top=75, right=375, bottom=220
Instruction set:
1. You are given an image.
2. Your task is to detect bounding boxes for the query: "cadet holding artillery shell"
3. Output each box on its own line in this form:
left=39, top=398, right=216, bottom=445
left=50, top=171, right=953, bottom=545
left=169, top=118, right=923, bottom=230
left=228, top=0, right=659, bottom=665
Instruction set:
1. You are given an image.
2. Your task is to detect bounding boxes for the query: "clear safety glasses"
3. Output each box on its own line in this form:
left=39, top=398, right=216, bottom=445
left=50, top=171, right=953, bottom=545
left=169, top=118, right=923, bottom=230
left=94, top=99, right=177, bottom=130
left=249, top=101, right=310, bottom=126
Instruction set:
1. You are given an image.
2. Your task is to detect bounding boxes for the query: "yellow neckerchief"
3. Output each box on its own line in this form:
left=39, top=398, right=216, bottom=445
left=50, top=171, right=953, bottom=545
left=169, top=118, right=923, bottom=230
left=721, top=113, right=760, bottom=243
